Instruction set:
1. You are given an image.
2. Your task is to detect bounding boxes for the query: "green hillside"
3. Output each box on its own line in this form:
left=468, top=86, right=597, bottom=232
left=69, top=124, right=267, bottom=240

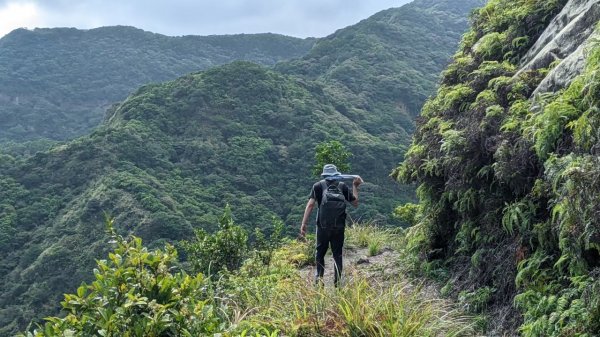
left=396, top=0, right=600, bottom=335
left=0, top=0, right=483, bottom=334
left=277, top=0, right=486, bottom=143
left=0, top=62, right=405, bottom=335
left=0, top=26, right=315, bottom=142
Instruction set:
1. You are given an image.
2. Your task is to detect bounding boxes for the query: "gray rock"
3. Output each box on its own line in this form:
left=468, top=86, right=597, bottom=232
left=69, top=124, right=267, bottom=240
left=356, top=257, right=370, bottom=265
left=514, top=0, right=600, bottom=94
left=533, top=30, right=599, bottom=95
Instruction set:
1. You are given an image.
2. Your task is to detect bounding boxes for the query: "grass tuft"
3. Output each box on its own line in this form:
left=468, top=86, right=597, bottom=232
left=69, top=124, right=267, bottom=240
left=345, top=221, right=401, bottom=253
left=234, top=272, right=475, bottom=336
left=227, top=224, right=475, bottom=336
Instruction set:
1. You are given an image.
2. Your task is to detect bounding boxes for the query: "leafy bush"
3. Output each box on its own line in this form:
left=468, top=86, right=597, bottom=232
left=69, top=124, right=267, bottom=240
left=473, top=32, right=507, bottom=61
left=458, top=287, right=496, bottom=313
left=181, top=205, right=248, bottom=276
left=392, top=203, right=421, bottom=226
left=251, top=217, right=285, bottom=269
left=20, top=221, right=225, bottom=337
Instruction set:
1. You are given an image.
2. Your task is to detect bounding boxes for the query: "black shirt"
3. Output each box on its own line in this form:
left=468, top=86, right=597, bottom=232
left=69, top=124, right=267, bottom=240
left=309, top=179, right=356, bottom=205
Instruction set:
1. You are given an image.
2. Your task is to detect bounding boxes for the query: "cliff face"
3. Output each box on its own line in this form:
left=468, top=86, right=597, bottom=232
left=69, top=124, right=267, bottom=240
left=517, top=0, right=600, bottom=94
left=396, top=0, right=600, bottom=335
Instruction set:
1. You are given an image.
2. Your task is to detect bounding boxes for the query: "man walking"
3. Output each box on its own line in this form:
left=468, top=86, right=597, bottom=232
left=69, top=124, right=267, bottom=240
left=300, top=164, right=363, bottom=286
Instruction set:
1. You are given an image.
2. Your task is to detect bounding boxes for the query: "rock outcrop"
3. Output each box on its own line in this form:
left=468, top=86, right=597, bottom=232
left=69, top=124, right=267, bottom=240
left=515, top=0, right=600, bottom=94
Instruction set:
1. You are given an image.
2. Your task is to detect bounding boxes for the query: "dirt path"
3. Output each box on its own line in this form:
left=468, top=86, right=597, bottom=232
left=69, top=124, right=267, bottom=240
left=298, top=245, right=403, bottom=287
left=294, top=240, right=481, bottom=336
left=298, top=243, right=453, bottom=306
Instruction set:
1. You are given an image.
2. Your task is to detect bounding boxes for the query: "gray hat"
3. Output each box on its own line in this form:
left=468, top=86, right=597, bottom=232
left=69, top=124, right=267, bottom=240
left=321, top=164, right=341, bottom=177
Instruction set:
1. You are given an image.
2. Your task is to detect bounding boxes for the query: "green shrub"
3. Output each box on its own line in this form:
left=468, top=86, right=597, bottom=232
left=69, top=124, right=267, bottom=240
left=525, top=98, right=580, bottom=160
left=312, top=140, right=352, bottom=176
left=181, top=205, right=248, bottom=276
left=473, top=32, right=507, bottom=61
left=393, top=203, right=421, bottom=226
left=20, top=221, right=225, bottom=336
left=252, top=217, right=285, bottom=269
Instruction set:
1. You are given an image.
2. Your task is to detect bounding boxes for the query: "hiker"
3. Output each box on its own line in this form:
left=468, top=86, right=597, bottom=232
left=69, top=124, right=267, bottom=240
left=300, top=164, right=363, bottom=286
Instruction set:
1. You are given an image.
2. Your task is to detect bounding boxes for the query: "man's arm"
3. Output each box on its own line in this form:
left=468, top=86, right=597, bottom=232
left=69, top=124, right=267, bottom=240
left=300, top=198, right=316, bottom=238
left=350, top=176, right=363, bottom=208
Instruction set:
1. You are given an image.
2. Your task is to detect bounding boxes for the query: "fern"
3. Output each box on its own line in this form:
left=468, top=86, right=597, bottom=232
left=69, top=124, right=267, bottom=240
left=502, top=199, right=536, bottom=236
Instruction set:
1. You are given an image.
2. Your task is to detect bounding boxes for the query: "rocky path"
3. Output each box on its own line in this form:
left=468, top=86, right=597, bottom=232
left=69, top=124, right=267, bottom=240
left=299, top=242, right=472, bottom=322
left=291, top=235, right=482, bottom=336
left=298, top=245, right=403, bottom=288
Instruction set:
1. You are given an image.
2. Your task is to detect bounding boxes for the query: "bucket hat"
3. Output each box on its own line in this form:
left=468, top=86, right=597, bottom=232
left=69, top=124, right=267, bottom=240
left=321, top=164, right=341, bottom=177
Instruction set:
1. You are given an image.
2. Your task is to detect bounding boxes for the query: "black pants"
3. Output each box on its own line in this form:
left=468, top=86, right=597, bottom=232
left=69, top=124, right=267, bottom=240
left=315, top=226, right=345, bottom=286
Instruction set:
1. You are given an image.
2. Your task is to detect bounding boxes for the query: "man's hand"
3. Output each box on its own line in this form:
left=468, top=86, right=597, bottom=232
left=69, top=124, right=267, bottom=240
left=299, top=223, right=307, bottom=240
left=350, top=176, right=363, bottom=208
left=301, top=198, right=315, bottom=240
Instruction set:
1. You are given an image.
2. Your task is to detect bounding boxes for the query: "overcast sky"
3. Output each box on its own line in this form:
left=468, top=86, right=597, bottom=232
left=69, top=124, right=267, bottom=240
left=0, top=0, right=413, bottom=38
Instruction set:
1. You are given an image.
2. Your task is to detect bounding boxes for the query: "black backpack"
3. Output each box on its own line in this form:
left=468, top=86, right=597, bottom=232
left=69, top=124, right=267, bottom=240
left=317, top=180, right=347, bottom=228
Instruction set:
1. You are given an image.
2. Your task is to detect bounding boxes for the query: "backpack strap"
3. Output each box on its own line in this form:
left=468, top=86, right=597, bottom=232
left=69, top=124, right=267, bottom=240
left=319, top=180, right=328, bottom=206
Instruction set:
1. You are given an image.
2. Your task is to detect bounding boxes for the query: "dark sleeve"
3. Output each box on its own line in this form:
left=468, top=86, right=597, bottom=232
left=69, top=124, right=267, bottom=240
left=309, top=182, right=320, bottom=201
left=341, top=183, right=356, bottom=202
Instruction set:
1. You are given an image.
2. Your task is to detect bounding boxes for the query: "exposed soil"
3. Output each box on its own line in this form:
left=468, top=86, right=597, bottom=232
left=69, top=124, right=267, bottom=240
left=299, top=245, right=403, bottom=287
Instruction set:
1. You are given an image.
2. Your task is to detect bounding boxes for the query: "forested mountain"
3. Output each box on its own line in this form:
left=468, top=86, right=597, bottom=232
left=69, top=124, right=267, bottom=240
left=396, top=0, right=600, bottom=335
left=0, top=0, right=483, bottom=334
left=0, top=64, right=395, bottom=332
left=277, top=0, right=485, bottom=145
left=0, top=61, right=408, bottom=335
left=0, top=26, right=316, bottom=142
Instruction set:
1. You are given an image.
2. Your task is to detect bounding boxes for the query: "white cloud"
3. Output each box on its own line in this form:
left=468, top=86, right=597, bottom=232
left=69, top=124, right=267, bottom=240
left=0, top=1, right=44, bottom=36
left=0, top=0, right=412, bottom=38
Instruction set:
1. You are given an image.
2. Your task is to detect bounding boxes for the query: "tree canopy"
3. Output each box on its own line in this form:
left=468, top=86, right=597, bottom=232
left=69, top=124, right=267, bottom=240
left=0, top=26, right=315, bottom=142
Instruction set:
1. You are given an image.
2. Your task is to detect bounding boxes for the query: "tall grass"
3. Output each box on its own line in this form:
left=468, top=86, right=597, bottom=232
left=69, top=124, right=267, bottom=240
left=345, top=222, right=402, bottom=256
left=223, top=224, right=475, bottom=336
left=235, top=272, right=475, bottom=336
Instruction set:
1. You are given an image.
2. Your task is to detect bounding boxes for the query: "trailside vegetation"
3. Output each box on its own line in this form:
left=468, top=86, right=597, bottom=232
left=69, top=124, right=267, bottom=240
left=395, top=0, right=600, bottom=335
left=19, top=218, right=475, bottom=337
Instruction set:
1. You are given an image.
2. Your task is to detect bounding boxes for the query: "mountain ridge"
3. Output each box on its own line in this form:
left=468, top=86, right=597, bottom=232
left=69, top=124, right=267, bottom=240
left=277, top=0, right=486, bottom=143
left=0, top=26, right=316, bottom=142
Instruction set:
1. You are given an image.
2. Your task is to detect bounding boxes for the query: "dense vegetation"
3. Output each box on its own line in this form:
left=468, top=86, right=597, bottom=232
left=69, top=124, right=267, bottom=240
left=277, top=0, right=486, bottom=144
left=0, top=0, right=483, bottom=333
left=0, top=62, right=410, bottom=334
left=19, top=218, right=475, bottom=336
left=0, top=26, right=315, bottom=142
left=395, top=0, right=600, bottom=335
